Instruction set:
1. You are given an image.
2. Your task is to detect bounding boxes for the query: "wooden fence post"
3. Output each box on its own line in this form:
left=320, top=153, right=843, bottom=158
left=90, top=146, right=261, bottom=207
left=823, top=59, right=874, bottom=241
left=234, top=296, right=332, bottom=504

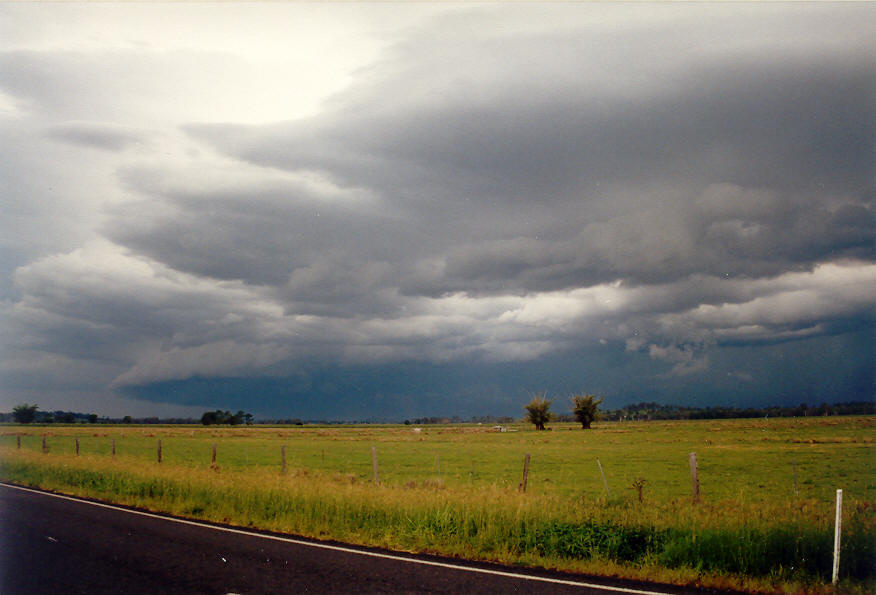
left=42, top=435, right=47, bottom=454
left=793, top=457, right=798, bottom=497
left=519, top=453, right=531, bottom=493
left=111, top=439, right=116, bottom=457
left=16, top=434, right=20, bottom=449
left=597, top=458, right=610, bottom=498
left=212, top=443, right=217, bottom=465
left=371, top=446, right=380, bottom=485
left=281, top=445, right=287, bottom=473
left=833, top=489, right=843, bottom=584
left=157, top=439, right=162, bottom=463
left=75, top=438, right=79, bottom=456
left=689, top=452, right=699, bottom=502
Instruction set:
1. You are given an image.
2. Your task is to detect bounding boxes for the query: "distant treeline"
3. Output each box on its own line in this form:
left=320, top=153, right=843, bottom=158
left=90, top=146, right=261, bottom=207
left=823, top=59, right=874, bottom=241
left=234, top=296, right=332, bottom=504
left=590, top=400, right=875, bottom=422
left=0, top=409, right=102, bottom=424
left=1, top=401, right=873, bottom=425
left=0, top=409, right=200, bottom=424
left=200, top=410, right=253, bottom=426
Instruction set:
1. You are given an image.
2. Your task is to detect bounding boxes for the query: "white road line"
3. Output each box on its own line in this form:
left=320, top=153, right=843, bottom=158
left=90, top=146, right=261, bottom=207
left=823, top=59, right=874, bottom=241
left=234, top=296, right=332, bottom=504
left=1, top=482, right=675, bottom=595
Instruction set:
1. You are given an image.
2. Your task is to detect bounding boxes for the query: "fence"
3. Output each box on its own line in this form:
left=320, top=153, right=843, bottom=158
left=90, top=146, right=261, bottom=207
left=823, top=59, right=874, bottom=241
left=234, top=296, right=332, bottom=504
left=0, top=424, right=863, bottom=582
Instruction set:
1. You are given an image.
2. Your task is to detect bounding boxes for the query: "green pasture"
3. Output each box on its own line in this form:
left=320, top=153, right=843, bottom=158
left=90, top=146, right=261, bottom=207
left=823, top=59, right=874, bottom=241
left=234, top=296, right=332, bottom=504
left=1, top=416, right=874, bottom=592
left=2, top=416, right=872, bottom=504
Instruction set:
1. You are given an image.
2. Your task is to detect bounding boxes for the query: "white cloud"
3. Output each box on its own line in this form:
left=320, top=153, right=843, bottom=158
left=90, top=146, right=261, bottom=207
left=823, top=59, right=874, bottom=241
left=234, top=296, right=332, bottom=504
left=661, top=263, right=876, bottom=341
left=110, top=340, right=291, bottom=388
left=648, top=344, right=710, bottom=377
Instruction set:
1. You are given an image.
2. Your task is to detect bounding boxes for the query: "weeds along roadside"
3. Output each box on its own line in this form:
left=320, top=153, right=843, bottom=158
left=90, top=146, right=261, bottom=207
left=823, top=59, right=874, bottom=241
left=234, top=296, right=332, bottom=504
left=1, top=447, right=873, bottom=593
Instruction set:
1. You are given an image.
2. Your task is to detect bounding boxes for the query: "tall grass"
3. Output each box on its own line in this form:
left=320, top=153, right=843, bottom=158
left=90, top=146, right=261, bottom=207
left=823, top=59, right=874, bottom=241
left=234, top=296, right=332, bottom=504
left=1, top=445, right=873, bottom=593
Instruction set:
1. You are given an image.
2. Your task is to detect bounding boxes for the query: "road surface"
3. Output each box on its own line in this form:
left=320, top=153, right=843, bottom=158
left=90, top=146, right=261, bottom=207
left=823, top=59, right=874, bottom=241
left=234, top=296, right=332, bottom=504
left=0, top=483, right=726, bottom=594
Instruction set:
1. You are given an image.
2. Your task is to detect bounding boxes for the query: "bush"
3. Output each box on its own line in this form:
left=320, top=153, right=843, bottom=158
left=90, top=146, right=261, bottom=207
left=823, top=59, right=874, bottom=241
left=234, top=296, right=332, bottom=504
left=12, top=404, right=38, bottom=424
left=524, top=395, right=553, bottom=430
left=571, top=394, right=603, bottom=429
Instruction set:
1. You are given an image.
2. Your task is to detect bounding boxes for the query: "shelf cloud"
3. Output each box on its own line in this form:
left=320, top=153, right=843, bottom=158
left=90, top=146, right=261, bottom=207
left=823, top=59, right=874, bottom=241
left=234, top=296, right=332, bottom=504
left=1, top=3, right=873, bottom=418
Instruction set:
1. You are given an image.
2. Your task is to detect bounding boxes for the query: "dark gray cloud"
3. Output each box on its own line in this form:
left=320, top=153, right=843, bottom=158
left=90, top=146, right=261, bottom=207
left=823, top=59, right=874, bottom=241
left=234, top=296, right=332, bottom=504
left=119, top=327, right=875, bottom=420
left=1, top=3, right=874, bottom=416
left=97, top=5, right=876, bottom=385
left=107, top=166, right=410, bottom=288
left=183, top=5, right=874, bottom=299
left=187, top=13, right=874, bottom=199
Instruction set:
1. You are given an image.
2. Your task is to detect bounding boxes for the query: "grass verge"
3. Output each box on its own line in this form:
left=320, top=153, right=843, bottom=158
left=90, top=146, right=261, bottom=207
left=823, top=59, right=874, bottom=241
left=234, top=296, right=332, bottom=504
left=1, top=447, right=872, bottom=594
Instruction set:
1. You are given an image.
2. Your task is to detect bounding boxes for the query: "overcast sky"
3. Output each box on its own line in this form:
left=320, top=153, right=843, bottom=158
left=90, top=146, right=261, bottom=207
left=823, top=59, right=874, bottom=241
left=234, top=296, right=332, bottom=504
left=1, top=3, right=873, bottom=419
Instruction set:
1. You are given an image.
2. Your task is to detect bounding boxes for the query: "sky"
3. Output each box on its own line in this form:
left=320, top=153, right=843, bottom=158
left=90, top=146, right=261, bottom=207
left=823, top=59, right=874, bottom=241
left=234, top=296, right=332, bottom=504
left=0, top=3, right=873, bottom=420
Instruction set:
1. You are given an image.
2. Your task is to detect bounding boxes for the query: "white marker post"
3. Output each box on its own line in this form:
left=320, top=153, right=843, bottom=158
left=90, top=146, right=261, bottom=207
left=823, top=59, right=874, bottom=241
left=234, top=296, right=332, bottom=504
left=833, top=488, right=843, bottom=584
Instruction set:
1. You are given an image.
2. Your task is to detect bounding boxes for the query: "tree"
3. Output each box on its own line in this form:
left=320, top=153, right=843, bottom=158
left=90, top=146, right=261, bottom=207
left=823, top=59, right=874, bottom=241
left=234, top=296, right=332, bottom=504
left=201, top=409, right=251, bottom=425
left=524, top=394, right=553, bottom=430
left=571, top=394, right=603, bottom=429
left=87, top=413, right=98, bottom=424
left=122, top=415, right=132, bottom=424
left=12, top=403, right=38, bottom=424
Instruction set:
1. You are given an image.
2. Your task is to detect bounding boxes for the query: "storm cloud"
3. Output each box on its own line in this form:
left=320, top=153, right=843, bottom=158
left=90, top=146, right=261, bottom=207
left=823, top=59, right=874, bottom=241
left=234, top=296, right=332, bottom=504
left=0, top=3, right=873, bottom=418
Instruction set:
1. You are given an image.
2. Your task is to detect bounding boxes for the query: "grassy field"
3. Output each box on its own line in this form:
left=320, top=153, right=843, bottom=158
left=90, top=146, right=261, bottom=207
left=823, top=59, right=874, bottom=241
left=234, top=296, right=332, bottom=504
left=1, top=416, right=873, bottom=593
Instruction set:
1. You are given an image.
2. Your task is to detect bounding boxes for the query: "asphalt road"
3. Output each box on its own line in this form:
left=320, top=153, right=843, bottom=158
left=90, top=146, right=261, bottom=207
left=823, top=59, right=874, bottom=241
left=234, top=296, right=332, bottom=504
left=0, top=483, right=724, bottom=594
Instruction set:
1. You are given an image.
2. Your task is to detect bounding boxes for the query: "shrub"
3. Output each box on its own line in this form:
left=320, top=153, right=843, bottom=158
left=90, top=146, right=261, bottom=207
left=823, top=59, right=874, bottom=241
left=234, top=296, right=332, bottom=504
left=524, top=395, right=553, bottom=430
